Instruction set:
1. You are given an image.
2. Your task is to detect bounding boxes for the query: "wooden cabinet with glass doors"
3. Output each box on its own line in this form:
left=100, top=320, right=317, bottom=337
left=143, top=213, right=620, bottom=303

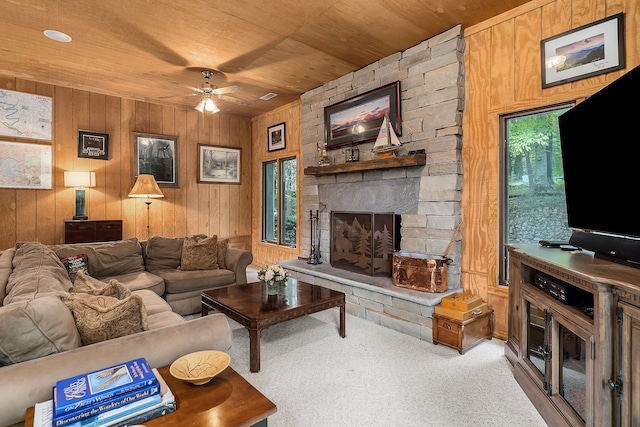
left=506, top=244, right=640, bottom=427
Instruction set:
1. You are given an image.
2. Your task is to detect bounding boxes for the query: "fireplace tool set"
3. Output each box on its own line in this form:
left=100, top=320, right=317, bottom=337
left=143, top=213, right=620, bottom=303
left=308, top=210, right=322, bottom=264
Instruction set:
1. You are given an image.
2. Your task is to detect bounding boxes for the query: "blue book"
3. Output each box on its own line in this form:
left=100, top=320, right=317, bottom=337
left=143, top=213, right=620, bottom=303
left=58, top=393, right=163, bottom=427
left=52, top=383, right=160, bottom=427
left=53, top=358, right=157, bottom=416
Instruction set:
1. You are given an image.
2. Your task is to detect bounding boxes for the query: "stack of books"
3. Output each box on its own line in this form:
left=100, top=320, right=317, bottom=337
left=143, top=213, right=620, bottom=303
left=34, top=358, right=176, bottom=427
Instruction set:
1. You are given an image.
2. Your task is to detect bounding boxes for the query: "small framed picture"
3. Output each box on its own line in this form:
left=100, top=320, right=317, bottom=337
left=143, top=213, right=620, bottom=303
left=78, top=130, right=109, bottom=160
left=133, top=132, right=178, bottom=187
left=267, top=122, right=286, bottom=152
left=541, top=13, right=625, bottom=88
left=198, top=144, right=241, bottom=184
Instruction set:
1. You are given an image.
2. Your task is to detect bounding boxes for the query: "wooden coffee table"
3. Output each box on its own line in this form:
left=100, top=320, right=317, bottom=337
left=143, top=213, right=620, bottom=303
left=24, top=365, right=276, bottom=427
left=202, top=279, right=346, bottom=372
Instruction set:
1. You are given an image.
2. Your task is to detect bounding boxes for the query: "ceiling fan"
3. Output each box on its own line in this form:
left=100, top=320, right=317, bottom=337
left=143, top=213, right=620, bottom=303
left=159, top=70, right=253, bottom=112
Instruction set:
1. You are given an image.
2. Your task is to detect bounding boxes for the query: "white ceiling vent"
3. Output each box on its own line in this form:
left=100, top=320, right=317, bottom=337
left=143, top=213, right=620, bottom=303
left=260, top=92, right=278, bottom=101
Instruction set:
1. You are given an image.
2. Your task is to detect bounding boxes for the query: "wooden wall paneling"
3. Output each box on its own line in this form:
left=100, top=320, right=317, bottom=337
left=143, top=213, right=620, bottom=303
left=54, top=86, right=75, bottom=243
left=14, top=79, right=37, bottom=243
left=104, top=95, right=122, bottom=222
left=34, top=82, right=56, bottom=245
left=184, top=111, right=200, bottom=236
left=489, top=19, right=516, bottom=108
left=229, top=117, right=252, bottom=238
left=88, top=91, right=107, bottom=220
left=0, top=77, right=17, bottom=250
left=462, top=30, right=493, bottom=280
left=173, top=108, right=188, bottom=238
left=120, top=99, right=136, bottom=239
left=197, top=113, right=211, bottom=235
left=161, top=105, right=176, bottom=237
left=514, top=10, right=543, bottom=101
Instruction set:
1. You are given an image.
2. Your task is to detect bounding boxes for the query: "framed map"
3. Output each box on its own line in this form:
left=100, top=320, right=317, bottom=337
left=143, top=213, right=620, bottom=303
left=0, top=141, right=52, bottom=189
left=0, top=89, right=53, bottom=140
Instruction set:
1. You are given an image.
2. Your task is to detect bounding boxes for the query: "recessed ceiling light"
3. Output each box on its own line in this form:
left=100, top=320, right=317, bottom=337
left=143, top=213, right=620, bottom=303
left=260, top=92, right=278, bottom=101
left=43, top=30, right=72, bottom=42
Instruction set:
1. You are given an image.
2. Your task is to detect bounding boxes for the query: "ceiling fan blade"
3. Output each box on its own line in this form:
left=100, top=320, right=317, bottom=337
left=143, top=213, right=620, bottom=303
left=211, top=86, right=242, bottom=95
left=217, top=94, right=253, bottom=107
left=158, top=92, right=200, bottom=99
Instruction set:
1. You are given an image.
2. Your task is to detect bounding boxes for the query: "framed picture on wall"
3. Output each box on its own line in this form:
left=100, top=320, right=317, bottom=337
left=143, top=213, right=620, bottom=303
left=0, top=141, right=52, bottom=189
left=133, top=132, right=178, bottom=187
left=267, top=122, right=286, bottom=152
left=78, top=130, right=109, bottom=160
left=324, top=81, right=401, bottom=150
left=198, top=144, right=241, bottom=184
left=541, top=13, right=625, bottom=88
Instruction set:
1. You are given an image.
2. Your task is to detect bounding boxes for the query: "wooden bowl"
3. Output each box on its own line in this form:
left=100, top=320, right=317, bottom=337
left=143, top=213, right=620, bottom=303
left=169, top=350, right=230, bottom=385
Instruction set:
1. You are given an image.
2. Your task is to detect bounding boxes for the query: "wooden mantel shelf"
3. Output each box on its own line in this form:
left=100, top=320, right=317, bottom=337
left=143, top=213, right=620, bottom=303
left=303, top=153, right=426, bottom=176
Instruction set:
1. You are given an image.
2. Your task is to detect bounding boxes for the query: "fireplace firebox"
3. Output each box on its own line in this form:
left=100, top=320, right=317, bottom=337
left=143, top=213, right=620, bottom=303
left=330, top=211, right=399, bottom=277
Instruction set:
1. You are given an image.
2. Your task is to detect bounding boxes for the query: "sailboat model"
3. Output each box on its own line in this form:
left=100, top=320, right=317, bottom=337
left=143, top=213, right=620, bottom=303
left=371, top=114, right=402, bottom=158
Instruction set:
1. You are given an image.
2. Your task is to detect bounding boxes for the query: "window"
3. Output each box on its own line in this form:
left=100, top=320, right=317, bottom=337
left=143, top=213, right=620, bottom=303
left=500, top=105, right=573, bottom=283
left=263, top=157, right=297, bottom=247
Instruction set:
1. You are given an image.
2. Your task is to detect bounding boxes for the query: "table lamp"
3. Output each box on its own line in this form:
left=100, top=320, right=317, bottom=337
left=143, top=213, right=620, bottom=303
left=128, top=174, right=164, bottom=238
left=64, top=171, right=96, bottom=220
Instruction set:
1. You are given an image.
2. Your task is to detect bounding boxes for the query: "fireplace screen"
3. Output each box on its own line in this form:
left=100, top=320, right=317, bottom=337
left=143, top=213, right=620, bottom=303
left=331, top=211, right=396, bottom=277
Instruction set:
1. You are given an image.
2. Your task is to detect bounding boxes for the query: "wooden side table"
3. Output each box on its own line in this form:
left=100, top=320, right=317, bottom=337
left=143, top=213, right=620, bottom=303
left=64, top=220, right=122, bottom=243
left=432, top=309, right=493, bottom=354
left=24, top=365, right=276, bottom=427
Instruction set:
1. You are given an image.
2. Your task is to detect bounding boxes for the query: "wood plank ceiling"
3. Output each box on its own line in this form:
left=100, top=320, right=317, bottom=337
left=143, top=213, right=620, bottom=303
left=0, top=0, right=530, bottom=118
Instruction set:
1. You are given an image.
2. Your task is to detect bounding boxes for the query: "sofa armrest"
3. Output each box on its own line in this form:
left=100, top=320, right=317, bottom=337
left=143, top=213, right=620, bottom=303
left=225, top=247, right=253, bottom=285
left=0, top=313, right=232, bottom=427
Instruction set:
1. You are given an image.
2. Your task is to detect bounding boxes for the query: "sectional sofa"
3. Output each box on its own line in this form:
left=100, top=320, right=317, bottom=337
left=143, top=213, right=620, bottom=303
left=0, top=236, right=253, bottom=427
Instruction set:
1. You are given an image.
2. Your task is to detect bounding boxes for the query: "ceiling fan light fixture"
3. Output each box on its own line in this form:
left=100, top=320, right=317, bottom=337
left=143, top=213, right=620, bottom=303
left=204, top=98, right=219, bottom=113
left=195, top=99, right=206, bottom=113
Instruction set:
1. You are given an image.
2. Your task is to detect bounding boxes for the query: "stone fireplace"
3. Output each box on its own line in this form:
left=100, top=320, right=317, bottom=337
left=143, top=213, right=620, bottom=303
left=299, top=25, right=465, bottom=291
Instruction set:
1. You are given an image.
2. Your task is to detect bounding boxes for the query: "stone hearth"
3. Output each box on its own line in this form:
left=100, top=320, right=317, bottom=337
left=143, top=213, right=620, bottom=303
left=281, top=259, right=459, bottom=342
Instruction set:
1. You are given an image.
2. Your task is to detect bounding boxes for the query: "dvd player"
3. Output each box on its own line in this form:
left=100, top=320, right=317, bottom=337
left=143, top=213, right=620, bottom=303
left=533, top=272, right=592, bottom=306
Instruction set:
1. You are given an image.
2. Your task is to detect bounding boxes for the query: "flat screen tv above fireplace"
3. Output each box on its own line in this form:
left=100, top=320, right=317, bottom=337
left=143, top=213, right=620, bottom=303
left=559, top=64, right=640, bottom=265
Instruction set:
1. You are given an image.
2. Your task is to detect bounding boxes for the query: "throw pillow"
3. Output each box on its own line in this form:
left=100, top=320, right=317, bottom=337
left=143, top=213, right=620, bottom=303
left=59, top=254, right=89, bottom=283
left=217, top=238, right=229, bottom=270
left=72, top=270, right=131, bottom=300
left=180, top=235, right=218, bottom=271
left=58, top=292, right=148, bottom=345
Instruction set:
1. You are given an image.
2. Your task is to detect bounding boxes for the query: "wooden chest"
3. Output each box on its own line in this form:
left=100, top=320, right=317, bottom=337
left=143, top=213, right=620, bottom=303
left=432, top=309, right=493, bottom=354
left=440, top=292, right=484, bottom=311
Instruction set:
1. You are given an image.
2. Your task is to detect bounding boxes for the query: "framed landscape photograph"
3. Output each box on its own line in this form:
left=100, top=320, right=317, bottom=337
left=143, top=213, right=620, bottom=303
left=541, top=13, right=624, bottom=88
left=267, top=122, right=286, bottom=152
left=78, top=130, right=109, bottom=160
left=324, top=81, right=401, bottom=150
left=133, top=132, right=178, bottom=187
left=198, top=144, right=241, bottom=184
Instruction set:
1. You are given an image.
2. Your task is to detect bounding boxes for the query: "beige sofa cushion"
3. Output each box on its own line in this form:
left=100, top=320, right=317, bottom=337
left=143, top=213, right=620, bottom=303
left=145, top=236, right=185, bottom=270
left=51, top=238, right=145, bottom=279
left=59, top=292, right=148, bottom=345
left=4, top=242, right=73, bottom=305
left=0, top=248, right=15, bottom=304
left=72, top=270, right=131, bottom=299
left=0, top=295, right=81, bottom=365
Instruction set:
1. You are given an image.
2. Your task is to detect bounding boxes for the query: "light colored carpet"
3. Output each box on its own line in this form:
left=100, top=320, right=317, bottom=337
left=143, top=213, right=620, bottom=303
left=225, top=308, right=547, bottom=427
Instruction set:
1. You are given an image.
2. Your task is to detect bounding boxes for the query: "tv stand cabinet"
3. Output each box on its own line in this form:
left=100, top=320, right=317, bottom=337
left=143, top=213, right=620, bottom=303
left=506, top=244, right=640, bottom=427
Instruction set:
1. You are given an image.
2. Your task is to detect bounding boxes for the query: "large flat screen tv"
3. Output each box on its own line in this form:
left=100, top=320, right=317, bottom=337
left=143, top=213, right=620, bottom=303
left=559, top=64, right=640, bottom=264
left=558, top=67, right=640, bottom=268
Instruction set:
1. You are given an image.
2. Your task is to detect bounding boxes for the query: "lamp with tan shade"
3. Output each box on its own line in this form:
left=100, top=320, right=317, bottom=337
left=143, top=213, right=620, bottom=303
left=64, top=171, right=96, bottom=220
left=128, top=174, right=164, bottom=238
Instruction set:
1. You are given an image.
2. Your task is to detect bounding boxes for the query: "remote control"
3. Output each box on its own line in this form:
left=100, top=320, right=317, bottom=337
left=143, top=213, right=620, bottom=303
left=539, top=240, right=569, bottom=248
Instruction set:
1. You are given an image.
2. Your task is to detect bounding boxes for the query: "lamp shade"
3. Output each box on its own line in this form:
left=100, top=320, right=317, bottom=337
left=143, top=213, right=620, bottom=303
left=64, top=171, right=96, bottom=188
left=128, top=174, right=164, bottom=198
